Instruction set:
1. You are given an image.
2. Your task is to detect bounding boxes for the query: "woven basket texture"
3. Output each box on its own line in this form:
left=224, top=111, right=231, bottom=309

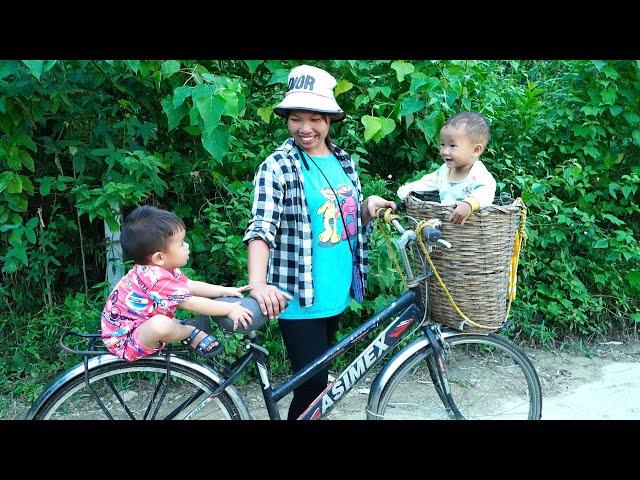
left=405, top=192, right=523, bottom=333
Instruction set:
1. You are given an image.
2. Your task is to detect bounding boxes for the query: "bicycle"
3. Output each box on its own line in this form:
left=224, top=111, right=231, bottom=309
left=26, top=208, right=542, bottom=420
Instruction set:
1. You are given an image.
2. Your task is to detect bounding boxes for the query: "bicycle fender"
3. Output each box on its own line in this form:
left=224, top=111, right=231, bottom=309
left=25, top=354, right=252, bottom=420
left=366, top=329, right=461, bottom=419
left=366, top=337, right=432, bottom=418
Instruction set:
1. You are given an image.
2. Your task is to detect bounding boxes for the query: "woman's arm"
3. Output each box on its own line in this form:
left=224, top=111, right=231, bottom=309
left=247, top=239, right=292, bottom=319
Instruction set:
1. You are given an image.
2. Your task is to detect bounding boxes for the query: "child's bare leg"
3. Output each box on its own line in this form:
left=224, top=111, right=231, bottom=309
left=137, top=315, right=218, bottom=351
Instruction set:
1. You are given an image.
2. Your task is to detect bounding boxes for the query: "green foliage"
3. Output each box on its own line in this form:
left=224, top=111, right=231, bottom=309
left=1, top=60, right=639, bottom=403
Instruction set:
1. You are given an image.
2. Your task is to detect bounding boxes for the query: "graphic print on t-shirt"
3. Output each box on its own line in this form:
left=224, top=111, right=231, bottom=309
left=316, top=184, right=356, bottom=248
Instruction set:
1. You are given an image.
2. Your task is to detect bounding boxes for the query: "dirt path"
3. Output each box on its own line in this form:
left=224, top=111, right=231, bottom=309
left=3, top=339, right=639, bottom=420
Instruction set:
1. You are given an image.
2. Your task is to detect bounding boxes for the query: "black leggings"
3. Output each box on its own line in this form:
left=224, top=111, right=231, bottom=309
left=278, top=315, right=340, bottom=420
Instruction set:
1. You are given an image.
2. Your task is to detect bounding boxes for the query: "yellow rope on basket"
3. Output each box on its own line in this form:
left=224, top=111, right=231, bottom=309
left=415, top=220, right=494, bottom=331
left=504, top=200, right=528, bottom=318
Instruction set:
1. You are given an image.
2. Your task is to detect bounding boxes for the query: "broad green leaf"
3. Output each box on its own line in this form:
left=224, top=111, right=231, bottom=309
left=391, top=61, right=415, bottom=82
left=19, top=175, right=34, bottom=195
left=43, top=60, right=57, bottom=73
left=631, top=129, right=640, bottom=146
left=244, top=60, right=263, bottom=74
left=410, top=73, right=439, bottom=94
left=202, top=125, right=229, bottom=160
left=609, top=105, right=623, bottom=116
left=7, top=175, right=22, bottom=194
left=626, top=271, right=640, bottom=289
left=257, top=107, right=272, bottom=124
left=18, top=151, right=34, bottom=172
left=361, top=115, right=382, bottom=142
left=631, top=313, right=640, bottom=323
left=0, top=171, right=13, bottom=193
left=608, top=182, right=619, bottom=199
left=38, top=177, right=53, bottom=196
left=416, top=116, right=437, bottom=141
left=268, top=69, right=289, bottom=85
left=124, top=60, right=140, bottom=73
left=621, top=186, right=633, bottom=199
left=195, top=94, right=225, bottom=134
left=600, top=87, right=617, bottom=105
left=335, top=79, right=353, bottom=97
left=22, top=60, right=43, bottom=79
left=172, top=86, right=192, bottom=108
left=593, top=239, right=608, bottom=248
left=583, top=145, right=599, bottom=159
left=0, top=60, right=20, bottom=80
left=26, top=217, right=38, bottom=230
left=602, top=213, right=625, bottom=225
left=25, top=227, right=36, bottom=244
left=8, top=245, right=28, bottom=265
left=220, top=88, right=241, bottom=117
left=161, top=97, right=188, bottom=131
left=602, top=66, right=619, bottom=79
left=592, top=60, right=606, bottom=71
left=162, top=60, right=181, bottom=78
left=380, top=118, right=396, bottom=138
left=400, top=97, right=425, bottom=116
left=581, top=105, right=601, bottom=116
left=623, top=112, right=639, bottom=125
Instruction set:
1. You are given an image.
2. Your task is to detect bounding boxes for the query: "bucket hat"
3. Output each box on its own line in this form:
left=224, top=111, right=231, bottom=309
left=273, top=65, right=345, bottom=122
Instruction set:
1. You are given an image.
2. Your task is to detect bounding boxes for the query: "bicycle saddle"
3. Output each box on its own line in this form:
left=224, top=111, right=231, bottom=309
left=208, top=296, right=270, bottom=334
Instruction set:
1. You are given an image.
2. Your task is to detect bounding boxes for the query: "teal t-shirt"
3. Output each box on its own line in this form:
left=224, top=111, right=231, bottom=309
left=279, top=152, right=357, bottom=320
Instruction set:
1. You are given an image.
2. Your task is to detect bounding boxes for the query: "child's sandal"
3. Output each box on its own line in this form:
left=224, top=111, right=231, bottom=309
left=183, top=327, right=223, bottom=358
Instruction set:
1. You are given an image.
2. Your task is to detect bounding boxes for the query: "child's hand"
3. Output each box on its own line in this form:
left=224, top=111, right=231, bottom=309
left=227, top=302, right=254, bottom=331
left=450, top=201, right=473, bottom=225
left=221, top=285, right=252, bottom=298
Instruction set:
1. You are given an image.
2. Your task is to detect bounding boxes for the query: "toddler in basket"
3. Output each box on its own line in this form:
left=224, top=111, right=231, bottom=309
left=397, top=112, right=496, bottom=225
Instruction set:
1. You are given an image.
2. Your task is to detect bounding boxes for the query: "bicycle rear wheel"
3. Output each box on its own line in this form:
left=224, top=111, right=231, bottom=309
left=375, top=333, right=542, bottom=420
left=29, top=356, right=243, bottom=420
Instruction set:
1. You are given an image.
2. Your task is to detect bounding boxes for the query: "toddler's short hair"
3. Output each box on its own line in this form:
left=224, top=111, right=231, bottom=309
left=120, top=206, right=185, bottom=264
left=443, top=112, right=490, bottom=148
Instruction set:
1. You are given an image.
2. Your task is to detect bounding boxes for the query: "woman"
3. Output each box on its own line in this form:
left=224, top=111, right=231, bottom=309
left=243, top=64, right=396, bottom=419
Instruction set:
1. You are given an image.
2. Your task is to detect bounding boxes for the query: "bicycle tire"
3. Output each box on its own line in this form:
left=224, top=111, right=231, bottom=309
left=374, top=333, right=542, bottom=420
left=30, top=356, right=243, bottom=420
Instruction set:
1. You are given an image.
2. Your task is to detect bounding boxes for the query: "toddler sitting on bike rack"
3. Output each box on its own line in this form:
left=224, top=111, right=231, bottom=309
left=101, top=205, right=254, bottom=362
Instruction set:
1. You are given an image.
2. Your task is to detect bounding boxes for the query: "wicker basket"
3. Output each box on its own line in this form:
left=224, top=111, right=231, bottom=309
left=405, top=192, right=524, bottom=333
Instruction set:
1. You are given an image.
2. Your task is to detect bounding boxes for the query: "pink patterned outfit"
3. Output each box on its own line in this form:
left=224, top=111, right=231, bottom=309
left=101, top=265, right=191, bottom=361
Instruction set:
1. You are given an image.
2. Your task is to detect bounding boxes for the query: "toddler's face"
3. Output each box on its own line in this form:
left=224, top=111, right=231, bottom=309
left=439, top=124, right=482, bottom=172
left=161, top=228, right=190, bottom=269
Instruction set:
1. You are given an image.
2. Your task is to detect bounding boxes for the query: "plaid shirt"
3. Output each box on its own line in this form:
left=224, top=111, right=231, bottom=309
left=243, top=137, right=369, bottom=307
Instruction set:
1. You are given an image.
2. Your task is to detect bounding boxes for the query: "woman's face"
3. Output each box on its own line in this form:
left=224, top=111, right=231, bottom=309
left=287, top=110, right=330, bottom=155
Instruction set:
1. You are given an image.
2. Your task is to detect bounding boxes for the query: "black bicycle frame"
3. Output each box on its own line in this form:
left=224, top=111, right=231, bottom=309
left=253, top=289, right=422, bottom=420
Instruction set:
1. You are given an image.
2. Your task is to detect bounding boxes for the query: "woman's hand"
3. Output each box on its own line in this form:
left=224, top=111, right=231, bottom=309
left=250, top=283, right=293, bottom=319
left=362, top=195, right=397, bottom=224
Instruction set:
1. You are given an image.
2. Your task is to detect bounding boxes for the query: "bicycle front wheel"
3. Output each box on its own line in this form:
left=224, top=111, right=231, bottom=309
left=29, top=356, right=243, bottom=420
left=375, top=333, right=542, bottom=420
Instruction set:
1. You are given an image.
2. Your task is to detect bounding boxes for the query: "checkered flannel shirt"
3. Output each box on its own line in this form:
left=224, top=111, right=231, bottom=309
left=243, top=137, right=369, bottom=307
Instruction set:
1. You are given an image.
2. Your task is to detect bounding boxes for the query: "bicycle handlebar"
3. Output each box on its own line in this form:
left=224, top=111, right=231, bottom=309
left=375, top=207, right=447, bottom=247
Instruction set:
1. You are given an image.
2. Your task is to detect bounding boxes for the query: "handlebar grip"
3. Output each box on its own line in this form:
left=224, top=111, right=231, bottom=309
left=421, top=226, right=442, bottom=243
